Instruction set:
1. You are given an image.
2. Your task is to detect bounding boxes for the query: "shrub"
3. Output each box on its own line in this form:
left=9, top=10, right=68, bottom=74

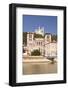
left=31, top=49, right=41, bottom=56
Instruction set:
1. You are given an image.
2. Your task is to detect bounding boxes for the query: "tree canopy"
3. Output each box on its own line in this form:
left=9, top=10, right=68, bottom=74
left=34, top=33, right=44, bottom=38
left=31, top=49, right=41, bottom=56
left=23, top=32, right=27, bottom=46
left=51, top=35, right=57, bottom=42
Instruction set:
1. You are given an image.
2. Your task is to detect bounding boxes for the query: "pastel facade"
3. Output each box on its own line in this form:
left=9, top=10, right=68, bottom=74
left=23, top=27, right=57, bottom=57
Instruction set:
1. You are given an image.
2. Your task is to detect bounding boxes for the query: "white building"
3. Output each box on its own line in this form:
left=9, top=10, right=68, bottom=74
left=35, top=26, right=44, bottom=36
left=44, top=42, right=57, bottom=57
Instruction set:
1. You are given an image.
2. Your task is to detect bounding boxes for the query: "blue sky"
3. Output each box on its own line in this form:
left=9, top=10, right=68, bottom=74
left=23, top=15, right=57, bottom=35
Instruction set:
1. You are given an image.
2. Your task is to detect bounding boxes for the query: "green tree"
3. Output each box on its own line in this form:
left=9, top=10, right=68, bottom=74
left=23, top=32, right=27, bottom=46
left=31, top=49, right=41, bottom=56
left=34, top=33, right=44, bottom=38
left=51, top=35, right=57, bottom=41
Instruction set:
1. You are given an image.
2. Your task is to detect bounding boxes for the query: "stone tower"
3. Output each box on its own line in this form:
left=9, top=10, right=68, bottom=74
left=27, top=32, right=34, bottom=54
left=45, top=33, right=51, bottom=44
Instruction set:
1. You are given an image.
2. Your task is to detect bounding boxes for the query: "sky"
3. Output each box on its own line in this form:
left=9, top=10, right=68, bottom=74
left=23, top=15, right=57, bottom=35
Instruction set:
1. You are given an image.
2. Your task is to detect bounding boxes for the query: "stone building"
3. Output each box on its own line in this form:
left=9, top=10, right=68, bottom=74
left=23, top=27, right=57, bottom=57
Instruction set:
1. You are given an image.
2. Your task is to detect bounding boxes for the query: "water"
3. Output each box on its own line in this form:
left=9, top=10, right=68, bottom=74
left=23, top=62, right=57, bottom=75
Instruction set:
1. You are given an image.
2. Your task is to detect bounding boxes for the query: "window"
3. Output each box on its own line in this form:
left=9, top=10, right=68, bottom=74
left=23, top=48, right=25, bottom=53
left=29, top=38, right=32, bottom=41
left=41, top=42, right=42, bottom=45
left=37, top=42, right=38, bottom=45
left=47, top=35, right=49, bottom=39
left=29, top=34, right=32, bottom=38
left=36, top=41, right=42, bottom=46
left=29, top=34, right=32, bottom=41
left=47, top=35, right=50, bottom=42
left=39, top=42, right=40, bottom=46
